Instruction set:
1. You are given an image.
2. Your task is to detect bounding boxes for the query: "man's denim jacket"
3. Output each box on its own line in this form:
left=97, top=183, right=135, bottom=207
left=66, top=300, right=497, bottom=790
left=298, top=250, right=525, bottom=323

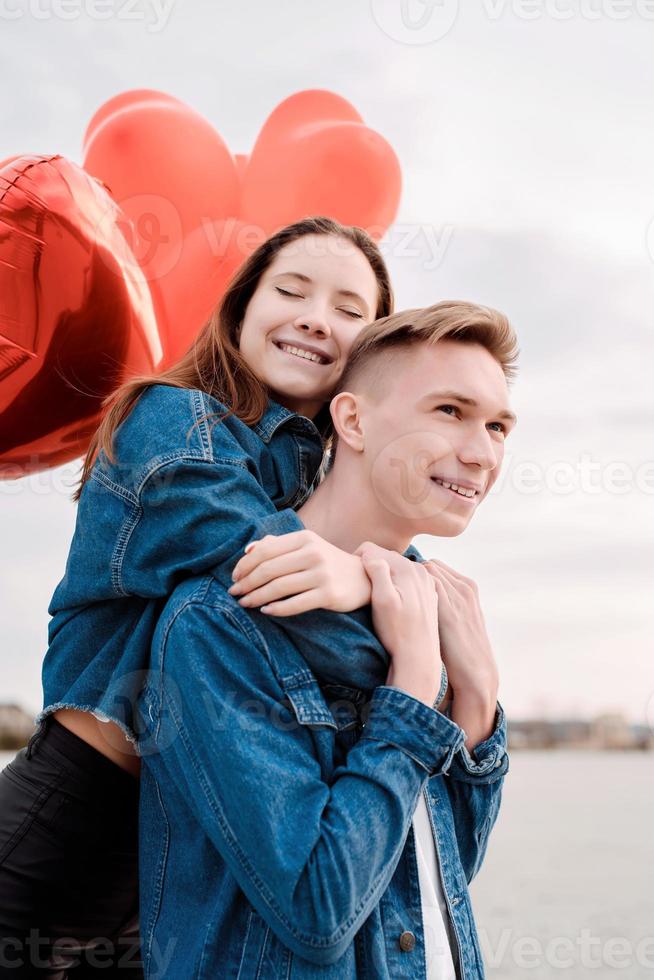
left=39, top=383, right=325, bottom=738
left=137, top=564, right=508, bottom=980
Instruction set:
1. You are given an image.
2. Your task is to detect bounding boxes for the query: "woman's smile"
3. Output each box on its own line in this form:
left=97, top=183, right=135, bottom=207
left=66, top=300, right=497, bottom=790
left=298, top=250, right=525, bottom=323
left=272, top=338, right=335, bottom=367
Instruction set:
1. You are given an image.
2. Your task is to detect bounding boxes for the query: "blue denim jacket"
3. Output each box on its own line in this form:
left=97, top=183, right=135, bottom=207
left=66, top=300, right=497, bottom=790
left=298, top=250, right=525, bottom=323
left=39, top=384, right=325, bottom=740
left=137, top=566, right=508, bottom=980
left=40, top=380, right=508, bottom=976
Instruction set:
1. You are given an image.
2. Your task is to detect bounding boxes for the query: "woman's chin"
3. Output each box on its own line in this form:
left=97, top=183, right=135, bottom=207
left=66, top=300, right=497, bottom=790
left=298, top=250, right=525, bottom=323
left=267, top=375, right=329, bottom=405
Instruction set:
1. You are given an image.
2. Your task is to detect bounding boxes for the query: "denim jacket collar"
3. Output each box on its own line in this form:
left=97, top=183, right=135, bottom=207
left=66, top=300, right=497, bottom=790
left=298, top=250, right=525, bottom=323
left=251, top=398, right=323, bottom=445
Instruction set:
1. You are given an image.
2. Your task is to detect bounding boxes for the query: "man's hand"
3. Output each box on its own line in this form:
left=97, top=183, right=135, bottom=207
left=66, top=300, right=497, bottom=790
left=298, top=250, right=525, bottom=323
left=228, top=530, right=372, bottom=616
left=421, top=559, right=498, bottom=695
left=356, top=541, right=443, bottom=707
left=422, top=558, right=499, bottom=750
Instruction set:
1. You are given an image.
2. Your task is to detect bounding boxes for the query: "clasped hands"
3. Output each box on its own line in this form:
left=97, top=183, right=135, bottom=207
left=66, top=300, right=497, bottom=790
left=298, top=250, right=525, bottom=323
left=228, top=530, right=498, bottom=703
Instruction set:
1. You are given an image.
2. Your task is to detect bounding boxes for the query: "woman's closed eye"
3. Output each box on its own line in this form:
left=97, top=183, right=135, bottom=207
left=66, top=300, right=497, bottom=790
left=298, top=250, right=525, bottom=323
left=276, top=286, right=364, bottom=320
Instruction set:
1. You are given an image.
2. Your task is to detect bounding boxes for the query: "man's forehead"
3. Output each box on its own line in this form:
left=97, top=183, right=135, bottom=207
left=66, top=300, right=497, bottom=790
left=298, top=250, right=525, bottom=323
left=392, top=342, right=514, bottom=417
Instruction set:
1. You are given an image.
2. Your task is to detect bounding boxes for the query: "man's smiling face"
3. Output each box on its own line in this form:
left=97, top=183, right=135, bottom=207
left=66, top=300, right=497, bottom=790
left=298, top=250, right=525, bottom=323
left=355, top=338, right=517, bottom=537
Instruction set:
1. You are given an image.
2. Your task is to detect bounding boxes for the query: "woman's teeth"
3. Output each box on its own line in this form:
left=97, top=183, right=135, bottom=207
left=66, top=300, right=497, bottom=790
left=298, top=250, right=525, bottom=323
left=432, top=477, right=478, bottom=499
left=276, top=342, right=328, bottom=366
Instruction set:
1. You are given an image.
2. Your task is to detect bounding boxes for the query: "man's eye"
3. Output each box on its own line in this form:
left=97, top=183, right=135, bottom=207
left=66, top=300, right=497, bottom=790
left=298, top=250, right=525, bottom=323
left=438, top=405, right=506, bottom=435
left=275, top=286, right=303, bottom=298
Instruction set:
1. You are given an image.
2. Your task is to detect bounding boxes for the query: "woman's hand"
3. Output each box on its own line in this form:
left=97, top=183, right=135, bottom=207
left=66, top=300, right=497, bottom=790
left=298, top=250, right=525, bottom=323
left=228, top=530, right=372, bottom=616
left=356, top=542, right=443, bottom=707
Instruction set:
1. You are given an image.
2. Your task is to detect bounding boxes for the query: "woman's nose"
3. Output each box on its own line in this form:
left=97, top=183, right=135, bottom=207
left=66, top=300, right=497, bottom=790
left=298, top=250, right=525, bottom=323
left=295, top=310, right=332, bottom=336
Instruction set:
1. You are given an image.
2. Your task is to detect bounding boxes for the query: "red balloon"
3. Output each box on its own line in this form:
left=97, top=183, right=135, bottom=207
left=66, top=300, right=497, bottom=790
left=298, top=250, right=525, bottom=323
left=78, top=89, right=400, bottom=369
left=0, top=155, right=22, bottom=169
left=241, top=90, right=401, bottom=238
left=82, top=89, right=182, bottom=150
left=0, top=155, right=162, bottom=478
left=0, top=89, right=403, bottom=479
left=247, top=90, right=363, bottom=160
left=234, top=153, right=249, bottom=190
left=83, top=97, right=240, bottom=366
left=149, top=218, right=258, bottom=364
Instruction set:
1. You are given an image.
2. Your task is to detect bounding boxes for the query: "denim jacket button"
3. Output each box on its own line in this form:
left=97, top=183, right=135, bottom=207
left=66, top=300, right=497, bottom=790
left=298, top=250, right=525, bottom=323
left=399, top=930, right=416, bottom=952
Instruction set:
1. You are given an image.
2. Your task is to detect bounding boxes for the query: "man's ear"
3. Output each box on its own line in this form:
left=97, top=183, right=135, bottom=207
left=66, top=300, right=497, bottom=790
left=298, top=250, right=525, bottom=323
left=329, top=391, right=365, bottom=452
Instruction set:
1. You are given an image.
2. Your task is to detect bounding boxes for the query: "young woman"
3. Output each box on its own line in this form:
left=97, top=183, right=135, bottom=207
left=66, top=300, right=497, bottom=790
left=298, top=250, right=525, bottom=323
left=0, top=215, right=394, bottom=978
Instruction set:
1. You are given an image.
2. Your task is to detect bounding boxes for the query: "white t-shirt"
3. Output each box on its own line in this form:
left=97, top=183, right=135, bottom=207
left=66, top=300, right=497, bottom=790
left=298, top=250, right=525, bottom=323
left=412, top=791, right=458, bottom=979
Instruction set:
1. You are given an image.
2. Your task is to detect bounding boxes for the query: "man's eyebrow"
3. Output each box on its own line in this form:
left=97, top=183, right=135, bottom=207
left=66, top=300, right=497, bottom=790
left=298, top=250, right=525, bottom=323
left=425, top=389, right=518, bottom=425
left=272, top=271, right=370, bottom=312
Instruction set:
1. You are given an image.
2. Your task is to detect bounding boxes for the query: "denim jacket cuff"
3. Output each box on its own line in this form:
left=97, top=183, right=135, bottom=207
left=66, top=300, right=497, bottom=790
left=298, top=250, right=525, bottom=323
left=361, top=685, right=466, bottom=776
left=434, top=662, right=449, bottom=707
left=250, top=508, right=304, bottom=542
left=447, top=700, right=509, bottom=782
left=213, top=509, right=305, bottom=590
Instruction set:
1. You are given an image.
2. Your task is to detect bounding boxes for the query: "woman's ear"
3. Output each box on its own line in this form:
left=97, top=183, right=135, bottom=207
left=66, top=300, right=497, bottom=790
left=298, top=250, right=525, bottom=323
left=329, top=392, right=365, bottom=453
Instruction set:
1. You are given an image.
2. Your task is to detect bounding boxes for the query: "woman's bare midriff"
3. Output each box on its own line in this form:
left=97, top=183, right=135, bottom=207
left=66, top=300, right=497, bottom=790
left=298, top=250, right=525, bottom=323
left=53, top=709, right=141, bottom=779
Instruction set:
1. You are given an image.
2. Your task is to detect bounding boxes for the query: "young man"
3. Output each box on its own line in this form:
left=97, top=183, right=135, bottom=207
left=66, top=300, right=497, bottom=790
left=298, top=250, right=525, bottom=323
left=137, top=300, right=519, bottom=979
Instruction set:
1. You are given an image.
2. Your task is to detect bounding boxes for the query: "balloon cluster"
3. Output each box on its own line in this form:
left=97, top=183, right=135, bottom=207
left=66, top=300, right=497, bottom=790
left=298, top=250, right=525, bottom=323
left=0, top=88, right=401, bottom=477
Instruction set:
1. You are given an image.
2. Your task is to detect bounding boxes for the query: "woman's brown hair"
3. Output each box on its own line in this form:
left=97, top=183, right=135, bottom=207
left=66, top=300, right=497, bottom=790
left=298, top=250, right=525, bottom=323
left=71, top=215, right=393, bottom=502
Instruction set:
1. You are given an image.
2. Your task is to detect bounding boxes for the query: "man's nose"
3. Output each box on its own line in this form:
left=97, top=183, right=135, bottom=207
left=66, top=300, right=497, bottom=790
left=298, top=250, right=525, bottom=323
left=458, top=429, right=499, bottom=472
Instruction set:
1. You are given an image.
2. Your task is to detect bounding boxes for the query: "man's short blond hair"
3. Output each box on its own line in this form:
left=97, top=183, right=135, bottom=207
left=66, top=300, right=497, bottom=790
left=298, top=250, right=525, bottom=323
left=324, top=300, right=519, bottom=463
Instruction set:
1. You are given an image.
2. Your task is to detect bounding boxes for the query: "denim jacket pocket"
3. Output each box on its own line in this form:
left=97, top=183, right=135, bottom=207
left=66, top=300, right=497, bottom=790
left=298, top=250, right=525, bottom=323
left=278, top=673, right=341, bottom=780
left=320, top=682, right=368, bottom=735
left=278, top=672, right=339, bottom=731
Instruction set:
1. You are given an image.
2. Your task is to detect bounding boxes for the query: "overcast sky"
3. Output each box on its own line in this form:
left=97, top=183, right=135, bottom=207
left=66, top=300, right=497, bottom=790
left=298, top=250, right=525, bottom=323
left=1, top=0, right=653, bottom=724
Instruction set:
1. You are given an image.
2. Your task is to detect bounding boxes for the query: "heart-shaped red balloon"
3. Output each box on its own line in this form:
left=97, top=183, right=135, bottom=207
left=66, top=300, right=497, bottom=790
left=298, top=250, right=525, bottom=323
left=0, top=155, right=162, bottom=477
left=240, top=89, right=401, bottom=237
left=81, top=88, right=401, bottom=368
left=83, top=97, right=241, bottom=367
left=0, top=90, right=402, bottom=480
left=82, top=88, right=183, bottom=151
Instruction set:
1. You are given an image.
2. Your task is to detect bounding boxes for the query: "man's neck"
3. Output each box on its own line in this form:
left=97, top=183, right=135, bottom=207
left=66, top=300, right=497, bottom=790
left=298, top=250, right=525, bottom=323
left=296, top=458, right=413, bottom=555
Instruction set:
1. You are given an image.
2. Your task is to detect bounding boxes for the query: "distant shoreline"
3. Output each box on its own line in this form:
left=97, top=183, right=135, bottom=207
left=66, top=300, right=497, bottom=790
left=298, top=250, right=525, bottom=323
left=1, top=704, right=653, bottom=754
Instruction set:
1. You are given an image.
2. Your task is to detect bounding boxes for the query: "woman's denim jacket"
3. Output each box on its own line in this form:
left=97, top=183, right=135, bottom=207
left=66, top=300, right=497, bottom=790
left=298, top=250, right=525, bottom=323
left=39, top=383, right=325, bottom=738
left=137, top=565, right=508, bottom=980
